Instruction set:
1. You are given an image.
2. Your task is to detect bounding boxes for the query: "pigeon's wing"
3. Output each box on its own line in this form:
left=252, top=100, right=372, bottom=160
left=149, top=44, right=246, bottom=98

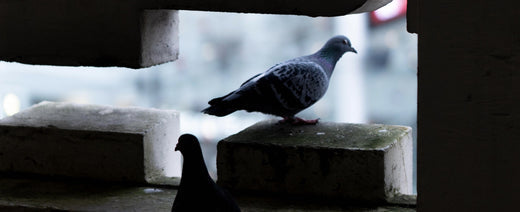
left=171, top=188, right=187, bottom=211
left=213, top=183, right=241, bottom=212
left=240, top=72, right=262, bottom=87
left=202, top=60, right=328, bottom=117
left=258, top=61, right=329, bottom=112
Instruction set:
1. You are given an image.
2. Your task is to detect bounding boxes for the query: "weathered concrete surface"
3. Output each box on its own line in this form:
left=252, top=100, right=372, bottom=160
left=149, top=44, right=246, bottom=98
left=0, top=0, right=389, bottom=68
left=409, top=0, right=520, bottom=210
left=0, top=177, right=175, bottom=212
left=0, top=101, right=180, bottom=184
left=148, top=0, right=391, bottom=17
left=217, top=120, right=413, bottom=203
left=0, top=177, right=415, bottom=211
left=140, top=10, right=179, bottom=68
left=0, top=2, right=179, bottom=68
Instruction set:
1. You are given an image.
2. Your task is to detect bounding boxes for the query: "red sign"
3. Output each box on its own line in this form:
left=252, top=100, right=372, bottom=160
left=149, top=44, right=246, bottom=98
left=370, top=0, right=407, bottom=25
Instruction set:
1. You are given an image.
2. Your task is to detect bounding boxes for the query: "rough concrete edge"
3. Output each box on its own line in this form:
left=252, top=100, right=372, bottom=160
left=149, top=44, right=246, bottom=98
left=220, top=135, right=405, bottom=152
left=217, top=137, right=389, bottom=203
left=147, top=0, right=392, bottom=17
left=0, top=125, right=148, bottom=183
left=386, top=193, right=417, bottom=207
left=139, top=10, right=179, bottom=68
left=0, top=205, right=68, bottom=212
left=383, top=126, right=413, bottom=198
left=0, top=101, right=176, bottom=134
left=376, top=125, right=413, bottom=151
left=0, top=101, right=183, bottom=186
left=217, top=121, right=414, bottom=202
left=144, top=110, right=181, bottom=186
left=350, top=0, right=392, bottom=13
left=221, top=119, right=413, bottom=151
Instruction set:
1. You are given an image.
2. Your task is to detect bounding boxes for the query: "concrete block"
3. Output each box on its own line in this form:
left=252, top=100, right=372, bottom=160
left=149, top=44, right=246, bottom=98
left=0, top=1, right=179, bottom=68
left=0, top=101, right=180, bottom=184
left=217, top=120, right=413, bottom=203
left=140, top=10, right=179, bottom=68
left=0, top=0, right=390, bottom=68
left=150, top=0, right=391, bottom=17
left=0, top=177, right=416, bottom=211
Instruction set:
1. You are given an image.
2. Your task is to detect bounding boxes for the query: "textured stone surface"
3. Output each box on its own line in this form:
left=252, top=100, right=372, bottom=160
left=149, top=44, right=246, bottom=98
left=140, top=10, right=179, bottom=68
left=410, top=0, right=520, bottom=211
left=0, top=177, right=175, bottom=212
left=0, top=0, right=389, bottom=68
left=217, top=120, right=413, bottom=203
left=149, top=0, right=391, bottom=17
left=0, top=2, right=179, bottom=68
left=0, top=177, right=415, bottom=211
left=0, top=101, right=180, bottom=184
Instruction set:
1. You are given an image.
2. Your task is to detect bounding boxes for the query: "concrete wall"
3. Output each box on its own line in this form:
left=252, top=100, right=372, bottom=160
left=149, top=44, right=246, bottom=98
left=408, top=0, right=520, bottom=211
left=0, top=0, right=389, bottom=68
left=0, top=1, right=179, bottom=68
left=1, top=0, right=518, bottom=210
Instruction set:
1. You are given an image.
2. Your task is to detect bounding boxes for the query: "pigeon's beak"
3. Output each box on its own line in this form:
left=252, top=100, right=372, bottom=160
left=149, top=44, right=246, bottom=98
left=175, top=144, right=180, bottom=151
left=350, top=47, right=357, bottom=54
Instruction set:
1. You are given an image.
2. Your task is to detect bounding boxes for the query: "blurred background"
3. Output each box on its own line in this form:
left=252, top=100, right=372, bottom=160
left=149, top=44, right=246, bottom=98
left=0, top=0, right=416, bottom=192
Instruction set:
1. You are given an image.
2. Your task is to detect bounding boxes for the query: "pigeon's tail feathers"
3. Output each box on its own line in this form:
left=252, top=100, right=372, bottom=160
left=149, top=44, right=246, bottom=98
left=207, top=93, right=231, bottom=105
left=201, top=105, right=236, bottom=117
left=202, top=92, right=238, bottom=117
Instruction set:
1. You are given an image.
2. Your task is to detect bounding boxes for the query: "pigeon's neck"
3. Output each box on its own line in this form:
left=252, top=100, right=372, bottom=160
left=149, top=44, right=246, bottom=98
left=180, top=149, right=211, bottom=182
left=314, top=50, right=344, bottom=77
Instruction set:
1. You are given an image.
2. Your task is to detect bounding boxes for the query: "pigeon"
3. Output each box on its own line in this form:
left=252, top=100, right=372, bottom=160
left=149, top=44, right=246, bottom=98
left=202, top=35, right=357, bottom=125
left=172, top=134, right=241, bottom=212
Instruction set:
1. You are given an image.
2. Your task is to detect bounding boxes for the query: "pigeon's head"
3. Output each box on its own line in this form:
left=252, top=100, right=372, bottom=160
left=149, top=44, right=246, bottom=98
left=175, top=134, right=201, bottom=155
left=323, top=35, right=357, bottom=54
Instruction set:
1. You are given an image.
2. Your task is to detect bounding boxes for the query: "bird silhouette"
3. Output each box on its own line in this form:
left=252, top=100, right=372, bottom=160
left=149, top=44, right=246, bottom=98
left=172, top=134, right=241, bottom=212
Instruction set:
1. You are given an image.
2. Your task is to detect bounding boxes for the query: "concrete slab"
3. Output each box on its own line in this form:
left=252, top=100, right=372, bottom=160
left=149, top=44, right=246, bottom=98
left=148, top=0, right=391, bottom=17
left=0, top=0, right=390, bottom=68
left=0, top=2, right=179, bottom=68
left=217, top=120, right=413, bottom=203
left=0, top=101, right=180, bottom=184
left=0, top=177, right=415, bottom=211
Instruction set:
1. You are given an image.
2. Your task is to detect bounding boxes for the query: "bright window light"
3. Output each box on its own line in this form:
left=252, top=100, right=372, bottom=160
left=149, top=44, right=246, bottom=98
left=3, top=93, right=21, bottom=116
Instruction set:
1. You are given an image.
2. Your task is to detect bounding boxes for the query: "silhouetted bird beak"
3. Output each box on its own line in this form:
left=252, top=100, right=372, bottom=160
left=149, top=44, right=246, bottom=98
left=350, top=47, right=357, bottom=54
left=175, top=145, right=179, bottom=151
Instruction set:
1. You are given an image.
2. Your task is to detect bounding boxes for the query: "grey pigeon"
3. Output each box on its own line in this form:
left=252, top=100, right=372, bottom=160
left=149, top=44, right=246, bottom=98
left=202, top=35, right=357, bottom=125
left=172, top=134, right=241, bottom=212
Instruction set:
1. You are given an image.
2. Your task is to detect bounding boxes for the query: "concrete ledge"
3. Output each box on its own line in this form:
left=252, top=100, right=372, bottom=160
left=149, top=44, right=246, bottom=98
left=0, top=177, right=175, bottom=212
left=0, top=0, right=389, bottom=68
left=0, top=101, right=180, bottom=184
left=217, top=120, right=413, bottom=203
left=0, top=177, right=415, bottom=211
left=0, top=2, right=179, bottom=68
left=148, top=0, right=391, bottom=17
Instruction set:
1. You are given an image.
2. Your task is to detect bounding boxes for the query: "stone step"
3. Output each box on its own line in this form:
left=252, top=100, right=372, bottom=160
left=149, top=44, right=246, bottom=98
left=0, top=101, right=180, bottom=185
left=217, top=120, right=413, bottom=203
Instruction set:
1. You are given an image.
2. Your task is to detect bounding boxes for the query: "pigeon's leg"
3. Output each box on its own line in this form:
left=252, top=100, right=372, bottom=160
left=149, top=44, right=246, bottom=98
left=279, top=116, right=319, bottom=125
left=292, top=117, right=320, bottom=125
left=278, top=116, right=293, bottom=124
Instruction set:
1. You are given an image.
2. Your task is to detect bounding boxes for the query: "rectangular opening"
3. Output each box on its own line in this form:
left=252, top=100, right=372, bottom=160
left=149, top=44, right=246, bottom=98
left=1, top=9, right=416, bottom=193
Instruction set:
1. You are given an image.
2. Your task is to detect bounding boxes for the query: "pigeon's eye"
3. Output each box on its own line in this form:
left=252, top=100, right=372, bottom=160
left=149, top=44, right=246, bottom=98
left=342, top=39, right=348, bottom=45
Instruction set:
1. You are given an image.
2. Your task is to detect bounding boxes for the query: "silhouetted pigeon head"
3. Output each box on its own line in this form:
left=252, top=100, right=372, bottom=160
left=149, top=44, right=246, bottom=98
left=175, top=134, right=200, bottom=154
